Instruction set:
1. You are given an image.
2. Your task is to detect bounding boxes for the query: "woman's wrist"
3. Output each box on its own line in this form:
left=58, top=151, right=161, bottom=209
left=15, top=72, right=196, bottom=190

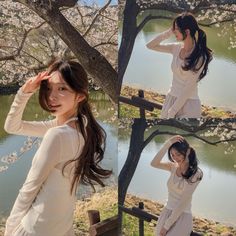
left=18, top=86, right=34, bottom=96
left=21, top=83, right=37, bottom=94
left=164, top=140, right=172, bottom=147
left=165, top=28, right=173, bottom=37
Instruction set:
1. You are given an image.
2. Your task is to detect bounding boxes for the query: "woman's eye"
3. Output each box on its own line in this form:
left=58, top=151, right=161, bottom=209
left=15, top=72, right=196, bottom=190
left=58, top=87, right=66, bottom=91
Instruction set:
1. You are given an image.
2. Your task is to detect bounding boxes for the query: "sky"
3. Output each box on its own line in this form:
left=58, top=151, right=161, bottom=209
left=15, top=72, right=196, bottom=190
left=79, top=0, right=118, bottom=6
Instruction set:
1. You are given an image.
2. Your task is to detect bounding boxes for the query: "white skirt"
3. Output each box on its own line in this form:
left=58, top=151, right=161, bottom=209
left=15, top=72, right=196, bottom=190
left=161, top=94, right=201, bottom=119
left=155, top=207, right=193, bottom=236
left=12, top=224, right=75, bottom=236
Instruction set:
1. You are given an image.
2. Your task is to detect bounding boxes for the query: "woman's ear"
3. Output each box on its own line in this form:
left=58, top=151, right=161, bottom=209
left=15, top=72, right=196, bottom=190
left=77, top=94, right=86, bottom=103
left=186, top=29, right=191, bottom=36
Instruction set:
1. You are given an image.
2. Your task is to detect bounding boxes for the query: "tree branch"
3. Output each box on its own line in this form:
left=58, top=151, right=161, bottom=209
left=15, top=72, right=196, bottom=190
left=137, top=15, right=173, bottom=35
left=83, top=0, right=112, bottom=38
left=200, top=18, right=235, bottom=27
left=51, top=0, right=78, bottom=9
left=0, top=22, right=46, bottom=62
left=147, top=118, right=236, bottom=133
left=142, top=129, right=236, bottom=151
left=93, top=42, right=118, bottom=48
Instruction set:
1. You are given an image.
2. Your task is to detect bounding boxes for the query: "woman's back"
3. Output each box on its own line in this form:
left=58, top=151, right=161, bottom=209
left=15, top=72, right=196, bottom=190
left=23, top=125, right=84, bottom=235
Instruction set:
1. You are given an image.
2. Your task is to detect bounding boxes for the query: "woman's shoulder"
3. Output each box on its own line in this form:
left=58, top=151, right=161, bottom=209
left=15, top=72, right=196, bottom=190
left=170, top=162, right=178, bottom=173
left=171, top=43, right=183, bottom=55
left=44, top=125, right=74, bottom=139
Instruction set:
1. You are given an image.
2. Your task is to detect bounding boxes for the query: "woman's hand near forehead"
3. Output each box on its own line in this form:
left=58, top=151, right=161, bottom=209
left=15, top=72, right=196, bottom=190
left=22, top=71, right=50, bottom=94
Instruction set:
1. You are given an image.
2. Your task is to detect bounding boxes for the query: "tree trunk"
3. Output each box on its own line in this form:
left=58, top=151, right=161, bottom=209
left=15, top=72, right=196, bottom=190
left=118, top=0, right=139, bottom=93
left=118, top=118, right=147, bottom=234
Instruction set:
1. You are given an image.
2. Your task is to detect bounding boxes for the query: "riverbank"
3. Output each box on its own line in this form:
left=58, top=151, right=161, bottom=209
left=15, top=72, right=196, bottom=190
left=120, top=86, right=236, bottom=119
left=1, top=187, right=234, bottom=235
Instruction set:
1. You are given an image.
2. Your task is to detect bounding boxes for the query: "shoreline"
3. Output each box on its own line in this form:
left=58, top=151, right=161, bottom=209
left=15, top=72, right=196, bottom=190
left=120, top=85, right=236, bottom=119
left=125, top=192, right=236, bottom=236
left=0, top=187, right=235, bottom=235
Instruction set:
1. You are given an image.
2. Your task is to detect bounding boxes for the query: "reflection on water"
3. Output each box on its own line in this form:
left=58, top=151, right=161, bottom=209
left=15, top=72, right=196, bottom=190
left=0, top=92, right=117, bottom=217
left=118, top=126, right=236, bottom=227
left=123, top=19, right=236, bottom=111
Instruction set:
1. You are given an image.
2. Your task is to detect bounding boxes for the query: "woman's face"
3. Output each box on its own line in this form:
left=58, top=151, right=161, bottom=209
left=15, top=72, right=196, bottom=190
left=46, top=71, right=84, bottom=118
left=173, top=22, right=185, bottom=41
left=170, top=147, right=185, bottom=164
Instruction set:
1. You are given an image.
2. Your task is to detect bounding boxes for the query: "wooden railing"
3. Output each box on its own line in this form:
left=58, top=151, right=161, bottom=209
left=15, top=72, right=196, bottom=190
left=119, top=202, right=203, bottom=236
left=88, top=210, right=118, bottom=236
left=119, top=89, right=163, bottom=119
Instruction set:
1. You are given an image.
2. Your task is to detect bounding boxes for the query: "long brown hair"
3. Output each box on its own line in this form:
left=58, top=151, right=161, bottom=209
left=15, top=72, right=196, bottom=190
left=168, top=139, right=203, bottom=183
left=39, top=59, right=112, bottom=193
left=173, top=12, right=213, bottom=81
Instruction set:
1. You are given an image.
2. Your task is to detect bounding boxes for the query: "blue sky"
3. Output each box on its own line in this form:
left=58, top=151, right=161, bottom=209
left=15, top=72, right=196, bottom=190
left=79, top=0, right=118, bottom=6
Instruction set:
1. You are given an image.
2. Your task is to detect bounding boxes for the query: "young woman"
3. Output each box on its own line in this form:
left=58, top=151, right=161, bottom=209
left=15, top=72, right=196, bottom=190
left=151, top=135, right=203, bottom=236
left=4, top=59, right=112, bottom=236
left=146, top=12, right=213, bottom=119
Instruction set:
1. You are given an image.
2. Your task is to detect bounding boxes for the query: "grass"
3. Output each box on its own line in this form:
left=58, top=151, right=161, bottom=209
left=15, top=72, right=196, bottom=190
left=1, top=187, right=236, bottom=235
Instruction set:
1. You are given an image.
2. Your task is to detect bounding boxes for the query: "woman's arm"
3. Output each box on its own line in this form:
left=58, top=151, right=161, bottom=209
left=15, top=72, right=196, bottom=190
left=146, top=28, right=176, bottom=54
left=4, top=73, right=55, bottom=137
left=163, top=175, right=201, bottom=231
left=151, top=136, right=184, bottom=171
left=4, top=128, right=62, bottom=236
left=4, top=87, right=56, bottom=137
left=150, top=140, right=172, bottom=171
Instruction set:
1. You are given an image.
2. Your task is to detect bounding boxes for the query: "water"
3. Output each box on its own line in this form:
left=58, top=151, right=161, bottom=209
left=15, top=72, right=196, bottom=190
left=0, top=92, right=117, bottom=218
left=122, top=19, right=236, bottom=112
left=118, top=126, right=236, bottom=227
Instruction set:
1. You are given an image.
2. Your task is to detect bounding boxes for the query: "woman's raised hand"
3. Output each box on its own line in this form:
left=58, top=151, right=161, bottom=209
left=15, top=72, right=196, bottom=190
left=168, top=135, right=184, bottom=145
left=22, top=71, right=50, bottom=94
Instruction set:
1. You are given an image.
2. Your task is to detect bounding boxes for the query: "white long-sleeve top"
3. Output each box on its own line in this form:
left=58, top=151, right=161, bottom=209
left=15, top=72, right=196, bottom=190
left=146, top=29, right=204, bottom=118
left=150, top=141, right=201, bottom=231
left=4, top=88, right=84, bottom=236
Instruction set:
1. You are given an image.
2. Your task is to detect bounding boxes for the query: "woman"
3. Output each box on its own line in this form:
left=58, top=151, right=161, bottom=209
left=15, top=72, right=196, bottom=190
left=151, top=135, right=203, bottom=236
left=146, top=12, right=212, bottom=119
left=4, top=59, right=112, bottom=236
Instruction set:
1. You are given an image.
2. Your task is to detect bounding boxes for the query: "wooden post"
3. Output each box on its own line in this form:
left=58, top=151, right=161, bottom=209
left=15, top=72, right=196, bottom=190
left=88, top=210, right=118, bottom=236
left=138, top=202, right=144, bottom=236
left=190, top=232, right=203, bottom=236
left=88, top=210, right=101, bottom=226
left=138, top=90, right=145, bottom=118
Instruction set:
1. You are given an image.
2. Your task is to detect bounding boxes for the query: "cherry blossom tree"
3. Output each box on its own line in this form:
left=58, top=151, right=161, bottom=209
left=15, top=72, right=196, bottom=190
left=0, top=0, right=118, bottom=102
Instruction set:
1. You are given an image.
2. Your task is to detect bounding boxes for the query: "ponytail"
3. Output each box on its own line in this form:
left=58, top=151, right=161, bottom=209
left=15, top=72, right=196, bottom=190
left=168, top=139, right=203, bottom=183
left=182, top=147, right=202, bottom=183
left=174, top=12, right=213, bottom=81
left=183, top=27, right=213, bottom=80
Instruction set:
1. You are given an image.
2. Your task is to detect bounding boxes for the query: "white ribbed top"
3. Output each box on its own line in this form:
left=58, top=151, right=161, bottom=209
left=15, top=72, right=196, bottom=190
left=4, top=88, right=85, bottom=236
left=146, top=29, right=204, bottom=118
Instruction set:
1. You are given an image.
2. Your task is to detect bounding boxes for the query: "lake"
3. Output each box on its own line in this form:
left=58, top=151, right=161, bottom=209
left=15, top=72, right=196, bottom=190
left=122, top=18, right=236, bottom=112
left=0, top=92, right=117, bottom=218
left=118, top=125, right=236, bottom=227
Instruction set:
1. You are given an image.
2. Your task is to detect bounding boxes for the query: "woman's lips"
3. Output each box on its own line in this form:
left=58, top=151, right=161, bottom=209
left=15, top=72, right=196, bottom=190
left=49, top=104, right=61, bottom=109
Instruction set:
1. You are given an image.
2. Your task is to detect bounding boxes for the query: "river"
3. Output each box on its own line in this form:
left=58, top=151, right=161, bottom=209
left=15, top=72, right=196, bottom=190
left=122, top=17, right=236, bottom=112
